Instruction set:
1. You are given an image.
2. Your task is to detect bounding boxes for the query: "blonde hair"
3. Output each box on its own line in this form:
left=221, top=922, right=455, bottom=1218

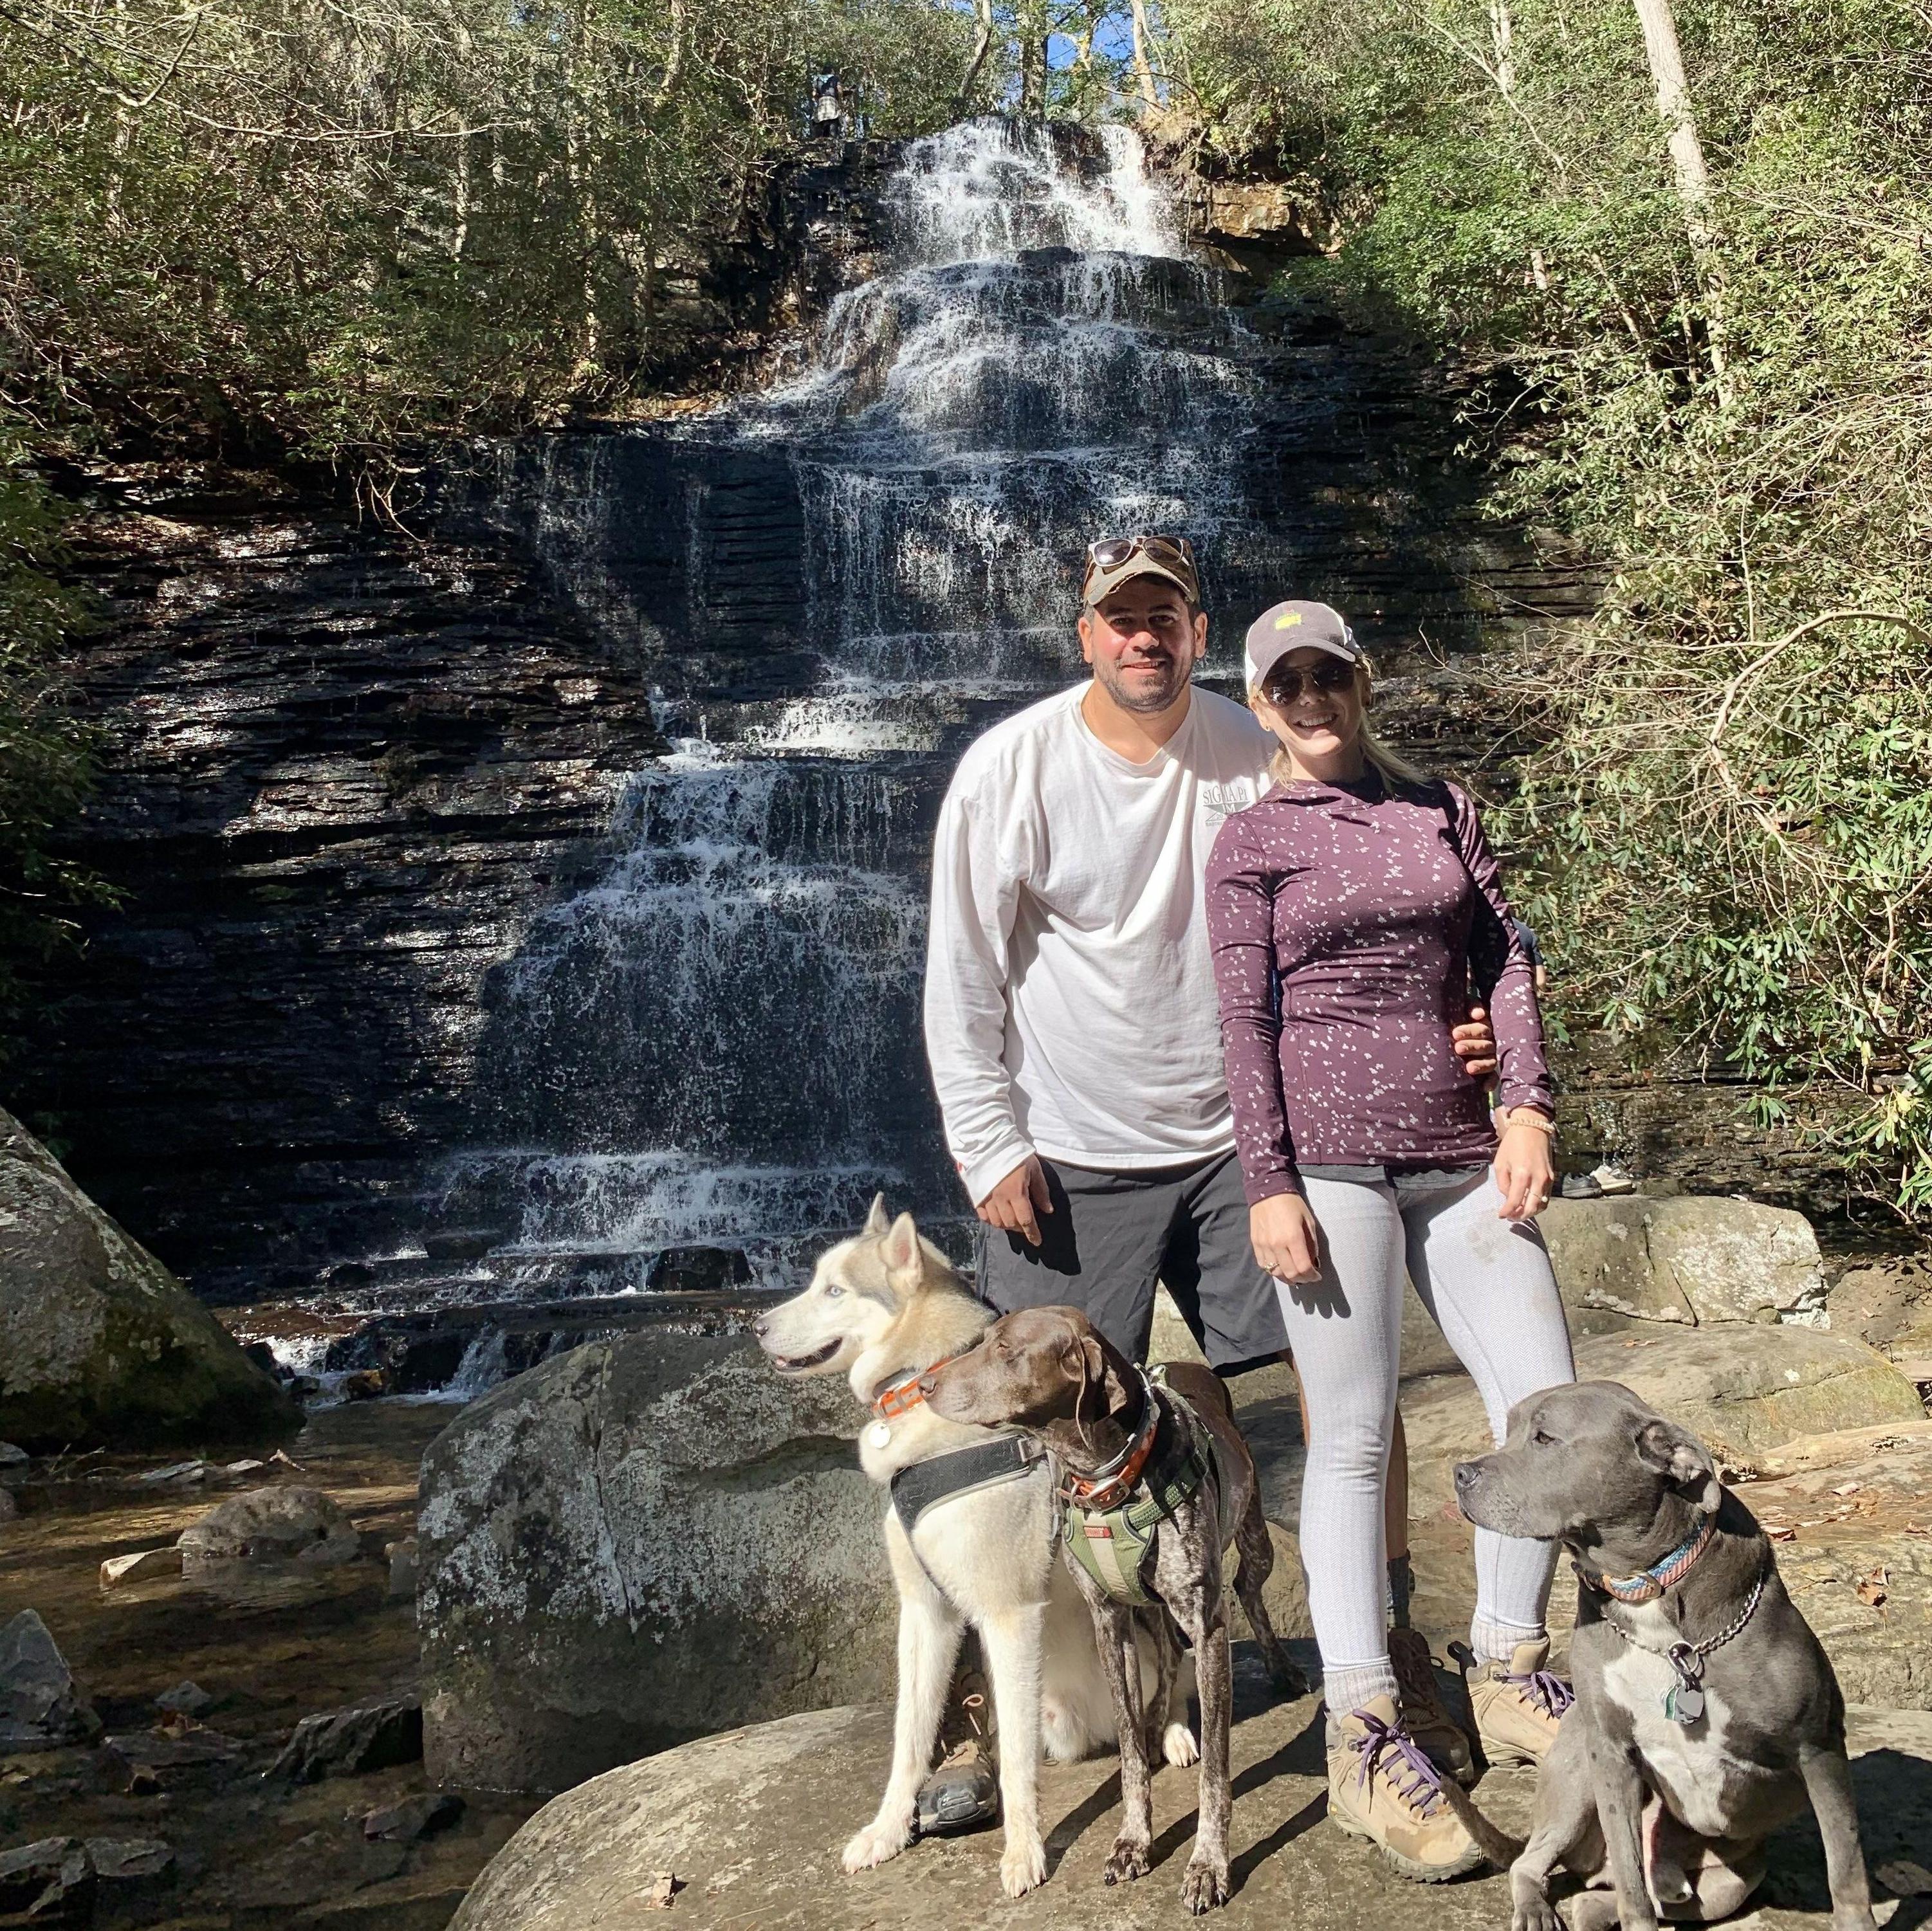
left=1252, top=658, right=1430, bottom=790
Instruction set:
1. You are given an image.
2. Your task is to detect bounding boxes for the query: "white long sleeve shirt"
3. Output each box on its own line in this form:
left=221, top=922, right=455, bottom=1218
left=924, top=683, right=1276, bottom=1204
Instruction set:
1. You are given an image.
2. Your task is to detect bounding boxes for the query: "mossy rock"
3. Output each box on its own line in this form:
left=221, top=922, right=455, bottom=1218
left=0, top=1107, right=298, bottom=1451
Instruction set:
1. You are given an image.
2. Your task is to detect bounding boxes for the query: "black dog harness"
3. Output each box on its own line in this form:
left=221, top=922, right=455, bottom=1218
left=869, top=1360, right=1049, bottom=1537
left=890, top=1434, right=1048, bottom=1533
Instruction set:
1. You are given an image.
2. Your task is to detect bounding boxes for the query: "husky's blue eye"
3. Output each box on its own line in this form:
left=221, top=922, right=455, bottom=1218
left=825, top=1285, right=844, bottom=1298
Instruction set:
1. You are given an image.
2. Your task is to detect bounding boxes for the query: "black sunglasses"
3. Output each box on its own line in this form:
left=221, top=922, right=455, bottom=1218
left=1264, top=659, right=1357, bottom=703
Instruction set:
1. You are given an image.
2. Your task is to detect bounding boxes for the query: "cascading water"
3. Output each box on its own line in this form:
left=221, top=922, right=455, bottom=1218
left=415, top=118, right=1282, bottom=1310
left=291, top=114, right=1529, bottom=1384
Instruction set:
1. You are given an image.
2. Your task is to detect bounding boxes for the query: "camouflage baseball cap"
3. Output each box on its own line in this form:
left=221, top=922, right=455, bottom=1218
left=1081, top=535, right=1200, bottom=607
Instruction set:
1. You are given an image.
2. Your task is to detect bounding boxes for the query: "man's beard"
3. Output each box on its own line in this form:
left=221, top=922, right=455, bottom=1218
left=1093, top=650, right=1193, bottom=715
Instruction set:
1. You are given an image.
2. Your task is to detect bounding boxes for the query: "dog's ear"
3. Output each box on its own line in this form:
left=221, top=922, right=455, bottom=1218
left=879, top=1211, right=923, bottom=1286
left=1078, top=1331, right=1136, bottom=1416
left=1635, top=1419, right=1723, bottom=1516
left=864, top=1193, right=892, bottom=1237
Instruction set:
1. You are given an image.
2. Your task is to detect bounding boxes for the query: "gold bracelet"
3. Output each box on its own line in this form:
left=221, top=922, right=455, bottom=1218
left=1497, top=1106, right=1558, bottom=1136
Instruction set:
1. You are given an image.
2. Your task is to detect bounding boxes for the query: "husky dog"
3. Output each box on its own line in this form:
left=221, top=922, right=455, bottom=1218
left=755, top=1197, right=1194, bottom=1899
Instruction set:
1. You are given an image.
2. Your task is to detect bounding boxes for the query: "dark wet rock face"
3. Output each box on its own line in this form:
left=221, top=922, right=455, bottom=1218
left=268, top=1698, right=424, bottom=1785
left=18, top=497, right=667, bottom=1306
left=0, top=1109, right=297, bottom=1451
left=417, top=1328, right=891, bottom=1794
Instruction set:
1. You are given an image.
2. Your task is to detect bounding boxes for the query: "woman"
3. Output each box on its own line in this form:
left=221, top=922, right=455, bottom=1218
left=1205, top=599, right=1576, bottom=1881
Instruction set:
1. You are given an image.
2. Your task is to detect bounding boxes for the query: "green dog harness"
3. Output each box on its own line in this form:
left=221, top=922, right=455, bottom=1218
left=1060, top=1373, right=1238, bottom=1607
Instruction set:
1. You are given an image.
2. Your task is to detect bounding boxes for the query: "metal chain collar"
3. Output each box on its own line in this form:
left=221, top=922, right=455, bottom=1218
left=1601, top=1555, right=1770, bottom=1725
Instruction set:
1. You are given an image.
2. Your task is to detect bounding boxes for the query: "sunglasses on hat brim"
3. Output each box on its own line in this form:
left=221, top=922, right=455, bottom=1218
left=1081, top=533, right=1199, bottom=598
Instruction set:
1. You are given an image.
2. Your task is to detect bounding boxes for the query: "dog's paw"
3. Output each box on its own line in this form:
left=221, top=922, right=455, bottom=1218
left=842, top=1820, right=910, bottom=1874
left=1041, top=1694, right=1089, bottom=1764
left=1000, top=1831, right=1047, bottom=1899
left=1181, top=1854, right=1230, bottom=1914
left=1163, top=1720, right=1201, bottom=1768
left=1510, top=1894, right=1564, bottom=1931
left=1103, top=1838, right=1151, bottom=1887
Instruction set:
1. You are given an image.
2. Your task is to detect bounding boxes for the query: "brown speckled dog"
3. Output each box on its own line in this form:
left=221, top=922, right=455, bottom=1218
left=923, top=1306, right=1303, bottom=1914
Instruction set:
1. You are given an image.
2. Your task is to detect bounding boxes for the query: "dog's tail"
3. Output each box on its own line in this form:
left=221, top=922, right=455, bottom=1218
left=1440, top=1780, right=1525, bottom=1871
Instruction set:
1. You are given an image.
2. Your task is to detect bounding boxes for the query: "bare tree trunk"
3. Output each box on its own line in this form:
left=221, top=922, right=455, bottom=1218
left=655, top=0, right=686, bottom=109
left=957, top=0, right=995, bottom=109
left=1629, top=0, right=1729, bottom=392
left=1020, top=26, right=1047, bottom=120
left=1130, top=0, right=1161, bottom=106
left=1488, top=0, right=1515, bottom=95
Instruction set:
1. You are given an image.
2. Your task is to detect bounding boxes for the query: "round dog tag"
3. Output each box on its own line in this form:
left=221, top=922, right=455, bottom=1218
left=867, top=1422, right=893, bottom=1449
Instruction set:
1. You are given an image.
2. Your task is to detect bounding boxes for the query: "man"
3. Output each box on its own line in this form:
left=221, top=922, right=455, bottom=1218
left=917, top=538, right=1496, bottom=1821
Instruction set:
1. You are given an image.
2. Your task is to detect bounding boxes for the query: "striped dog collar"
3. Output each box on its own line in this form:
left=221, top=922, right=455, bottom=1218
left=1579, top=1516, right=1717, bottom=1604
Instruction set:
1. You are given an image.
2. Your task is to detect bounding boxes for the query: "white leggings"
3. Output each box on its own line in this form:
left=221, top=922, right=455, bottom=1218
left=1277, top=1167, right=1576, bottom=1701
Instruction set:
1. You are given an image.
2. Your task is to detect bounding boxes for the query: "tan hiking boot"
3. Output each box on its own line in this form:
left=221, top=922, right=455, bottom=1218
left=915, top=1666, right=998, bottom=1836
left=1462, top=1637, right=1574, bottom=1767
left=1325, top=1694, right=1484, bottom=1882
left=1388, top=1627, right=1475, bottom=1786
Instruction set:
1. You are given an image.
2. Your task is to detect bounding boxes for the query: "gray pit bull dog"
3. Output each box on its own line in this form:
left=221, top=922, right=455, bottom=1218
left=1455, top=1380, right=1877, bottom=1931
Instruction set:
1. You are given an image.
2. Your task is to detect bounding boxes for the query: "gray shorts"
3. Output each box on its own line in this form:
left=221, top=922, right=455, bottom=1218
left=971, top=1149, right=1289, bottom=1373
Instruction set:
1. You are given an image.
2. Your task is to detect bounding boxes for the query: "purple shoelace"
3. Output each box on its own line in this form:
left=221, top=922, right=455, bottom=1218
left=1506, top=1667, right=1574, bottom=1720
left=1350, top=1708, right=1447, bottom=1817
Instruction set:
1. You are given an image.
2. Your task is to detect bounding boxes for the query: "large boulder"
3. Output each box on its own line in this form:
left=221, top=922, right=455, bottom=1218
left=0, top=1107, right=299, bottom=1450
left=1402, top=1325, right=1926, bottom=1515
left=1539, top=1196, right=1828, bottom=1326
left=417, top=1329, right=896, bottom=1795
left=448, top=1695, right=1932, bottom=1931
left=178, top=1485, right=360, bottom=1575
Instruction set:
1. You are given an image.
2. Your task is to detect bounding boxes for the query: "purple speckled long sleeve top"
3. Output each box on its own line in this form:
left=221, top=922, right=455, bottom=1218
left=1206, top=768, right=1552, bottom=1203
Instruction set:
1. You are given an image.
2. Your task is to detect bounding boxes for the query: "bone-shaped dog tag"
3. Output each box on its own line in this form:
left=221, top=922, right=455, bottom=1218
left=1664, top=1682, right=1704, bottom=1725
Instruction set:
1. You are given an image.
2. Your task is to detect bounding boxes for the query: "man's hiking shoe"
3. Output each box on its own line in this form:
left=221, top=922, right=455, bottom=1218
left=1560, top=1163, right=1637, bottom=1200
left=1325, top=1696, right=1484, bottom=1882
left=1388, top=1628, right=1475, bottom=1785
left=1457, top=1636, right=1574, bottom=1766
left=915, top=1669, right=998, bottom=1837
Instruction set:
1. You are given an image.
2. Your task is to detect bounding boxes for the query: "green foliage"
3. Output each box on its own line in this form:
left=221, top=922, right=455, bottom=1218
left=1, top=0, right=976, bottom=471
left=1163, top=0, right=1932, bottom=1213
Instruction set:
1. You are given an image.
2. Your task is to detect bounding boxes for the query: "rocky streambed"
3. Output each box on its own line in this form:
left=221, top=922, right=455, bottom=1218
left=0, top=1401, right=542, bottom=1930
left=5, top=1189, right=1932, bottom=1928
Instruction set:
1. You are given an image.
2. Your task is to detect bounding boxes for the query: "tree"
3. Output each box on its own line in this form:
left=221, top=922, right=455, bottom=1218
left=1627, top=0, right=1727, bottom=391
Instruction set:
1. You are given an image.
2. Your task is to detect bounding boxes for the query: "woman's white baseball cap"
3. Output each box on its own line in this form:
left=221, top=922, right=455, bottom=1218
left=1244, top=600, right=1359, bottom=687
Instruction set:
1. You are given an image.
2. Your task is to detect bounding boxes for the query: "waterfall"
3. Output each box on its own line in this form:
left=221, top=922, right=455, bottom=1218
left=421, top=120, right=1310, bottom=1308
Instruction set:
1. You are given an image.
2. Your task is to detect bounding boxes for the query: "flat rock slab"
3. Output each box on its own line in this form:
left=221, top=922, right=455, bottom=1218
left=1402, top=1326, right=1925, bottom=1513
left=451, top=1684, right=1932, bottom=1931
